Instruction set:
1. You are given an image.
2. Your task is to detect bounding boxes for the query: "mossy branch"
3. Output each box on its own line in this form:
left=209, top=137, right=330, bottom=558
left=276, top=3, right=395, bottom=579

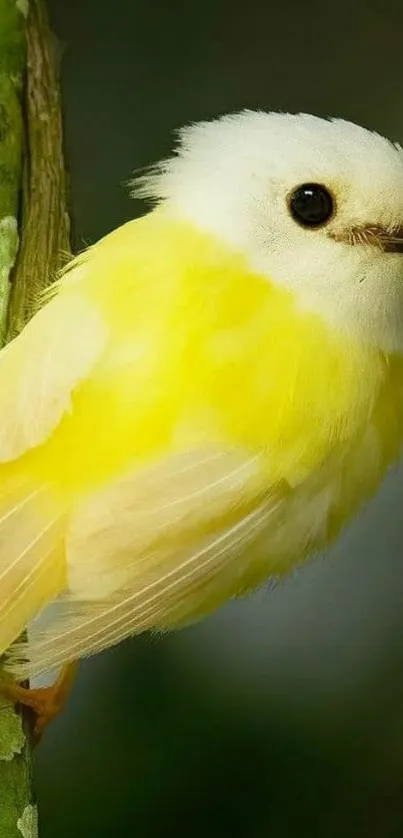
left=0, top=0, right=70, bottom=835
left=0, top=0, right=24, bottom=340
left=7, top=0, right=70, bottom=339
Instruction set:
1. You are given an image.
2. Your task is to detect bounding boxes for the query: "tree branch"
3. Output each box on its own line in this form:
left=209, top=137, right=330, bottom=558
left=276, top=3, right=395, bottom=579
left=0, top=0, right=25, bottom=341
left=0, top=0, right=71, bottom=834
left=7, top=0, right=71, bottom=339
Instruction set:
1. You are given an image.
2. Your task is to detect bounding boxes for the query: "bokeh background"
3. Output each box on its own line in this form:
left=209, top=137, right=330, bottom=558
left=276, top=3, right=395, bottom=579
left=37, top=1, right=403, bottom=835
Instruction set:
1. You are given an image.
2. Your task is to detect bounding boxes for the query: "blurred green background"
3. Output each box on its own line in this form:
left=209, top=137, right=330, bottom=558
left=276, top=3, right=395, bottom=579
left=36, top=1, right=403, bottom=835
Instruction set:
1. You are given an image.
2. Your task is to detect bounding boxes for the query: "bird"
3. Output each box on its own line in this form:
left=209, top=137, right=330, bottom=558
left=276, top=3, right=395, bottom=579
left=1, top=109, right=403, bottom=739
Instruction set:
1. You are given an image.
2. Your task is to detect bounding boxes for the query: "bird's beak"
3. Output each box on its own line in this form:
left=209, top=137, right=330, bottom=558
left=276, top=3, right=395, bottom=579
left=331, top=224, right=403, bottom=254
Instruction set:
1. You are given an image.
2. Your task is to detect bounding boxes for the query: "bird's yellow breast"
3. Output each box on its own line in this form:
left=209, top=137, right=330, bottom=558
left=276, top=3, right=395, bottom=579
left=24, top=213, right=403, bottom=506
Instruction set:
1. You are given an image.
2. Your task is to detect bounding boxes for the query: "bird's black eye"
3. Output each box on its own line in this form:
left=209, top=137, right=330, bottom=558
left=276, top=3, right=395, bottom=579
left=288, top=183, right=334, bottom=228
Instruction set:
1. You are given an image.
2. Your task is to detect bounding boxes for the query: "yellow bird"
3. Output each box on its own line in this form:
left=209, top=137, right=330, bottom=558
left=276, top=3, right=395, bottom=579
left=2, top=110, right=403, bottom=734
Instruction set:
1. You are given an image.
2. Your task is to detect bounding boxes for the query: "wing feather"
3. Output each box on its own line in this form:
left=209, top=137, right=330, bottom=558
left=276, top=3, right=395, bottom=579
left=0, top=291, right=107, bottom=462
left=0, top=283, right=106, bottom=653
left=6, top=449, right=283, bottom=678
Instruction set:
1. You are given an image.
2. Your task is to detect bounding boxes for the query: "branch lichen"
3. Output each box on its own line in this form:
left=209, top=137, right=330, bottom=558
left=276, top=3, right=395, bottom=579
left=16, top=1, right=29, bottom=19
left=0, top=215, right=18, bottom=339
left=17, top=805, right=38, bottom=838
left=0, top=699, right=25, bottom=760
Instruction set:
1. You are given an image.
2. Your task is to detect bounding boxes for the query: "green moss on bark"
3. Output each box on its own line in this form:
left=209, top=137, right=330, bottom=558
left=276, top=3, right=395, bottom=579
left=0, top=0, right=24, bottom=339
left=0, top=4, right=33, bottom=833
left=0, top=698, right=35, bottom=838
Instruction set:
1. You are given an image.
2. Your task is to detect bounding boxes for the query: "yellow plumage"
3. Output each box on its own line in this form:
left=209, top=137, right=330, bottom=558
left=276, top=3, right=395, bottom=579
left=1, top=212, right=403, bottom=676
left=2, top=110, right=403, bottom=678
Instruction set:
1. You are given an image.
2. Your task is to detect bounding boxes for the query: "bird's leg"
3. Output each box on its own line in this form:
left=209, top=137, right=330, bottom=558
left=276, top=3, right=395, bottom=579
left=0, top=661, right=78, bottom=743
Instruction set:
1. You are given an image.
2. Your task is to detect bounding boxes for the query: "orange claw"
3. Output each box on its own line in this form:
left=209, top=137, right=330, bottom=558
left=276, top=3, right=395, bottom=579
left=0, top=662, right=78, bottom=744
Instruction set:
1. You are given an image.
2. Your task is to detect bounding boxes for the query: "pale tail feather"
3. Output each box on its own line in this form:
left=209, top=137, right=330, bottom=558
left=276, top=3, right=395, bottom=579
left=0, top=474, right=66, bottom=658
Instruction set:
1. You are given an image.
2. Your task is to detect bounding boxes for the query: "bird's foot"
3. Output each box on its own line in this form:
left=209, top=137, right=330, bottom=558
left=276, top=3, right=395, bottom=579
left=0, top=662, right=78, bottom=744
